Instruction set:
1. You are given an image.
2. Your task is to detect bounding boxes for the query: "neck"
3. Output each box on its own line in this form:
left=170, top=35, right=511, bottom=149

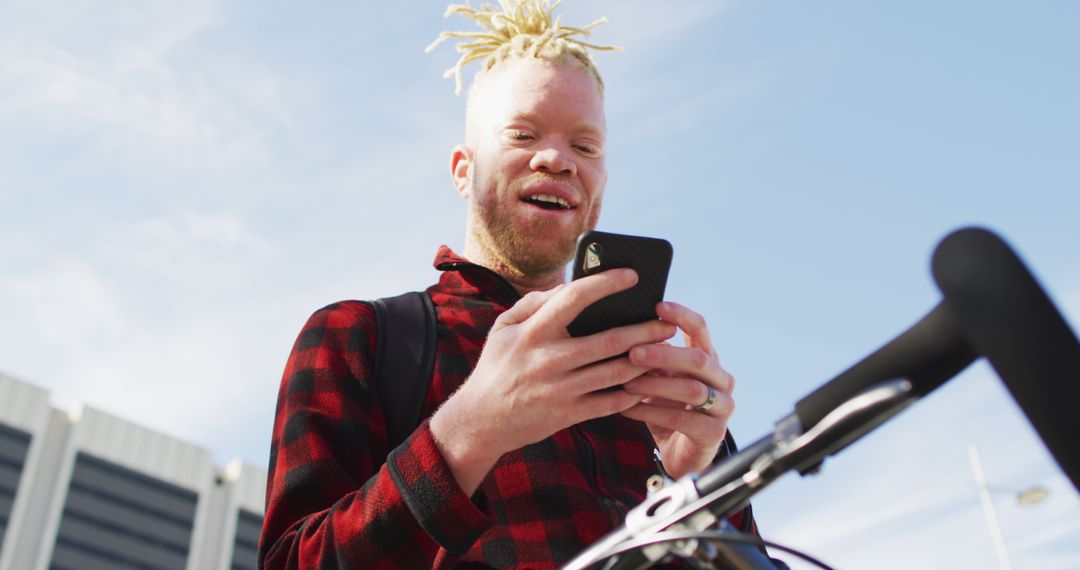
left=462, top=239, right=567, bottom=296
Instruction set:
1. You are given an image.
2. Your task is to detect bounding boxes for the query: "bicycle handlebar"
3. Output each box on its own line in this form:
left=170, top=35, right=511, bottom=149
left=563, top=227, right=1080, bottom=569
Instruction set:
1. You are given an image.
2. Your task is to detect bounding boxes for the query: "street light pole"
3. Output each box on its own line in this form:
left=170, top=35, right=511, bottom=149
left=968, top=443, right=1012, bottom=570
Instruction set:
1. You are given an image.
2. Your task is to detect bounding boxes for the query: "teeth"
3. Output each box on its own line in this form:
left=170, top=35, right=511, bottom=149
left=528, top=194, right=571, bottom=209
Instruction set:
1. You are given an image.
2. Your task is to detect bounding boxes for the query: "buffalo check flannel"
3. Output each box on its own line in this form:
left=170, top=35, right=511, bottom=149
left=259, top=246, right=760, bottom=569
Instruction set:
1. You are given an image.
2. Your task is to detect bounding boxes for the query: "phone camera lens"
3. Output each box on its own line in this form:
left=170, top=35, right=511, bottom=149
left=583, top=242, right=603, bottom=274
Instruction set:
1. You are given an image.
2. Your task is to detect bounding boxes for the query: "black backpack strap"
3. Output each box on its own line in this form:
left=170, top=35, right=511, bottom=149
left=371, top=291, right=438, bottom=450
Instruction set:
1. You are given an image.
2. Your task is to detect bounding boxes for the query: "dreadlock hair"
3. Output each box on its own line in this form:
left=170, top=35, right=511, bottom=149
left=425, top=0, right=621, bottom=96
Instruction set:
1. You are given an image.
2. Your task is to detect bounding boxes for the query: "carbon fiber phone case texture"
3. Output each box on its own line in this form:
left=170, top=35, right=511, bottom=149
left=567, top=231, right=673, bottom=337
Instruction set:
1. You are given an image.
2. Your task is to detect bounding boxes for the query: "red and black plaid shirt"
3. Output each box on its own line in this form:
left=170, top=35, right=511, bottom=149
left=259, top=246, right=758, bottom=569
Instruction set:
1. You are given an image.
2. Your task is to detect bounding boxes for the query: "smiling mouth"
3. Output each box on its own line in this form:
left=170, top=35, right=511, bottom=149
left=522, top=194, right=573, bottom=211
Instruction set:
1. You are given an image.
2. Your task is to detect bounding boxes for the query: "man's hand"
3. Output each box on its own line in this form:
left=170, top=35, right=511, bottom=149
left=620, top=301, right=736, bottom=480
left=430, top=269, right=677, bottom=494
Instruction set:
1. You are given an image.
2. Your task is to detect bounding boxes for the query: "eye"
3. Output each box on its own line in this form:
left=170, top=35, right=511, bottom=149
left=505, top=129, right=535, bottom=142
left=574, top=143, right=602, bottom=158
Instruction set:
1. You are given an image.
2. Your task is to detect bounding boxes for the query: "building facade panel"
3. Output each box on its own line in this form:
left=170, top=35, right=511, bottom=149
left=0, top=375, right=51, bottom=433
left=49, top=539, right=135, bottom=570
left=0, top=375, right=268, bottom=570
left=52, top=515, right=188, bottom=569
left=61, top=488, right=192, bottom=549
left=212, top=460, right=266, bottom=570
left=230, top=508, right=262, bottom=570
left=0, top=428, right=31, bottom=467
left=0, top=421, right=31, bottom=555
left=0, top=375, right=52, bottom=570
left=48, top=452, right=198, bottom=569
left=69, top=452, right=199, bottom=524
left=0, top=463, right=23, bottom=493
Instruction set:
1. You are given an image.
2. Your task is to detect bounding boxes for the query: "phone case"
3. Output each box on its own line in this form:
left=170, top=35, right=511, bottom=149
left=567, top=230, right=673, bottom=337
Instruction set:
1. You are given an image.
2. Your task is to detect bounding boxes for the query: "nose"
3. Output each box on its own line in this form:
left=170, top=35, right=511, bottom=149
left=529, top=145, right=576, bottom=177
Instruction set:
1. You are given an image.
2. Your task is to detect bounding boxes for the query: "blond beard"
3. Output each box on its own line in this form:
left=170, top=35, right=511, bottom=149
left=473, top=206, right=582, bottom=278
left=469, top=169, right=595, bottom=278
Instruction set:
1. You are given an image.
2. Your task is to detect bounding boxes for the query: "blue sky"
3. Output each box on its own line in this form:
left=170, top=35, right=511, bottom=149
left=1, top=1, right=1077, bottom=567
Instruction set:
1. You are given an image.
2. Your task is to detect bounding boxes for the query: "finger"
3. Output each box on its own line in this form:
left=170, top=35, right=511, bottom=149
left=639, top=395, right=687, bottom=408
left=647, top=423, right=675, bottom=440
left=565, top=356, right=652, bottom=394
left=532, top=268, right=638, bottom=330
left=495, top=285, right=564, bottom=328
left=577, top=386, right=648, bottom=420
left=556, top=319, right=676, bottom=370
left=620, top=396, right=733, bottom=440
left=628, top=345, right=734, bottom=394
left=657, top=302, right=714, bottom=354
left=623, top=375, right=721, bottom=410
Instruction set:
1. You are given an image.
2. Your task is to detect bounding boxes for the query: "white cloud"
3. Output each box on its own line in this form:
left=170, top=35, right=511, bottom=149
left=0, top=210, right=286, bottom=458
left=0, top=0, right=307, bottom=192
left=99, top=211, right=272, bottom=293
left=0, top=258, right=128, bottom=353
left=0, top=193, right=449, bottom=466
left=0, top=0, right=471, bottom=469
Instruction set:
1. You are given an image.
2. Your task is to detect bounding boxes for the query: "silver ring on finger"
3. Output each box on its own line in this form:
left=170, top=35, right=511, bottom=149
left=694, top=384, right=717, bottom=412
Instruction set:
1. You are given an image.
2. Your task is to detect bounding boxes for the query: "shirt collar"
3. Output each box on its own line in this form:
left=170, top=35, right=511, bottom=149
left=431, top=245, right=521, bottom=307
left=433, top=244, right=470, bottom=271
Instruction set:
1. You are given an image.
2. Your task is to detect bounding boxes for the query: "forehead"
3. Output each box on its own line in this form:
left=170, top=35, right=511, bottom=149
left=469, top=59, right=606, bottom=134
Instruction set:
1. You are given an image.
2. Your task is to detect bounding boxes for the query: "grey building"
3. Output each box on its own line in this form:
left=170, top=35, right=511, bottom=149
left=0, top=374, right=267, bottom=570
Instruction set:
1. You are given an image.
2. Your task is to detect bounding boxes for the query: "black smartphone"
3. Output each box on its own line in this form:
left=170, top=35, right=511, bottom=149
left=567, top=230, right=673, bottom=337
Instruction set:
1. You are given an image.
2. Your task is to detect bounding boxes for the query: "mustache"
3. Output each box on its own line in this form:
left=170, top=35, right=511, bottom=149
left=515, top=172, right=583, bottom=193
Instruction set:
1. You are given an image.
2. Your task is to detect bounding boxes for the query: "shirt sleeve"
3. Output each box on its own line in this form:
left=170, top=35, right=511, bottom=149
left=258, top=301, right=493, bottom=569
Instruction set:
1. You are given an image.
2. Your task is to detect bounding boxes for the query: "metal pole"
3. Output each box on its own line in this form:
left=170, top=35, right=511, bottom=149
left=968, top=443, right=1012, bottom=570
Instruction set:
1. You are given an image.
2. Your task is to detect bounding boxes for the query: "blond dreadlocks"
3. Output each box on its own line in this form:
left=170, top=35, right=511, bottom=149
left=426, top=0, right=621, bottom=95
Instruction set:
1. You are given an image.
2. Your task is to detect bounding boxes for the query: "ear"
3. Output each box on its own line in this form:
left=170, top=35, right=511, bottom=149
left=451, top=144, right=473, bottom=198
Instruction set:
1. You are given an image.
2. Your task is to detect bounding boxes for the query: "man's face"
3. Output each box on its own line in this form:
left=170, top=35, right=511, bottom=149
left=456, top=59, right=608, bottom=278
